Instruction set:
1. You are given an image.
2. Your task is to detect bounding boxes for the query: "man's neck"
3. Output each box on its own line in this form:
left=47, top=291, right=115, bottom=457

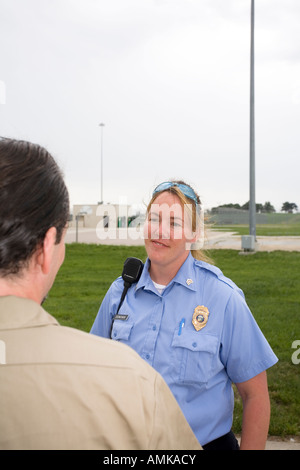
left=0, top=275, right=42, bottom=304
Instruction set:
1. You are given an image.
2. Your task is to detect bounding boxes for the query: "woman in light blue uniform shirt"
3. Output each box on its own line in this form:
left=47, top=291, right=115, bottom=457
left=91, top=181, right=278, bottom=450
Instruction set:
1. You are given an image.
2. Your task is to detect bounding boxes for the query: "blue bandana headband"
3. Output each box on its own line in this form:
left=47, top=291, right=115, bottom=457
left=152, top=182, right=200, bottom=213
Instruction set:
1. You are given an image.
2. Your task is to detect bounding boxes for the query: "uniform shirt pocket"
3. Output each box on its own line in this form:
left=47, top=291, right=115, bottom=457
left=171, top=331, right=219, bottom=384
left=111, top=321, right=134, bottom=342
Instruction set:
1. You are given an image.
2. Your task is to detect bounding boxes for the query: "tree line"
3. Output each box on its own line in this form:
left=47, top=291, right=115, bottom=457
left=210, top=201, right=298, bottom=214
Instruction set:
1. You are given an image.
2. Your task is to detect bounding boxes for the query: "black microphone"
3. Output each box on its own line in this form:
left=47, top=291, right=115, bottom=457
left=121, top=257, right=144, bottom=286
left=110, top=257, right=144, bottom=337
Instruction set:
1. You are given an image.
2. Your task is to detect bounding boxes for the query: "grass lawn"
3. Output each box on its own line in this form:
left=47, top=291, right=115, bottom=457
left=44, top=244, right=300, bottom=438
left=213, top=224, right=300, bottom=236
left=211, top=213, right=300, bottom=236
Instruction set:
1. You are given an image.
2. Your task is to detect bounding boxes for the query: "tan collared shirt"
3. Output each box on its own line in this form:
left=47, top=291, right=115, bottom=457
left=0, top=296, right=201, bottom=450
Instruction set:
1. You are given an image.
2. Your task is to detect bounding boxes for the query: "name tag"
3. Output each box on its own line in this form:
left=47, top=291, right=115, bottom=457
left=113, top=314, right=128, bottom=321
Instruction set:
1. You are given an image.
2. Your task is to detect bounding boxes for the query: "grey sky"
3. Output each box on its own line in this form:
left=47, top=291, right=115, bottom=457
left=1, top=0, right=299, bottom=212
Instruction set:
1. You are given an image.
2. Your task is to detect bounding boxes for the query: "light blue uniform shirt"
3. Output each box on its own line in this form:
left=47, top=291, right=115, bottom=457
left=90, top=253, right=278, bottom=446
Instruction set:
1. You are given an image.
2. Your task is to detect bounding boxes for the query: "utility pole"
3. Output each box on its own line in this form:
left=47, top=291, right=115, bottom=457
left=249, top=0, right=256, bottom=240
left=99, top=123, right=105, bottom=204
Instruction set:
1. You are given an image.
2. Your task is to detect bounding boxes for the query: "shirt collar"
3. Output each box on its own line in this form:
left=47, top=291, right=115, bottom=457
left=135, top=253, right=197, bottom=294
left=0, top=296, right=58, bottom=330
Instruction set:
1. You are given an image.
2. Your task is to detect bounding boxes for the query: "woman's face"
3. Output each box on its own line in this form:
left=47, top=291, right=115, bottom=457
left=144, top=191, right=196, bottom=271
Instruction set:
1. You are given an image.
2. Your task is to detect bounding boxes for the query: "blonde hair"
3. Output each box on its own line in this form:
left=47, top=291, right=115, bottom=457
left=147, top=180, right=214, bottom=265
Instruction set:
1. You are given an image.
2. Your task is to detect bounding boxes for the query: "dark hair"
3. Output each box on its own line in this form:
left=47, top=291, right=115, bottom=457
left=0, top=138, right=69, bottom=276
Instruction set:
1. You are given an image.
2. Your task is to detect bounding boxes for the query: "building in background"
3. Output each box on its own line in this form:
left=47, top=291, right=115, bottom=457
left=70, top=204, right=145, bottom=229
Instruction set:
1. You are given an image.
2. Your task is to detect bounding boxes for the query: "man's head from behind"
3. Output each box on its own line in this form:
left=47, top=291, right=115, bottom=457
left=0, top=138, right=69, bottom=282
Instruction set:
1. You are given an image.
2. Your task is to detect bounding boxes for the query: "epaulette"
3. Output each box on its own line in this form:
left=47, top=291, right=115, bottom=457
left=194, top=259, right=244, bottom=296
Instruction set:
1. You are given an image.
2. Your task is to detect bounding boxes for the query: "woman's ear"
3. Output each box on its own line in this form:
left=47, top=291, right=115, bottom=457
left=36, top=227, right=57, bottom=275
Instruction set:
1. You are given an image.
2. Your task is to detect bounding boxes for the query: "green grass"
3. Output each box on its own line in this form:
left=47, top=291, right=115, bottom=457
left=212, top=214, right=300, bottom=236
left=211, top=213, right=300, bottom=236
left=44, top=244, right=300, bottom=438
left=213, top=224, right=300, bottom=236
left=210, top=250, right=300, bottom=437
left=44, top=244, right=147, bottom=332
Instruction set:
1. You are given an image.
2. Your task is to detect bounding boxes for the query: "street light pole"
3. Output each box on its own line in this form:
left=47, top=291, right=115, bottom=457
left=99, top=123, right=105, bottom=204
left=249, top=0, right=256, bottom=240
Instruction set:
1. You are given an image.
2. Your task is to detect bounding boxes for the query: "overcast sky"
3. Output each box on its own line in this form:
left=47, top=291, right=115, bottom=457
left=1, top=0, right=299, bottom=212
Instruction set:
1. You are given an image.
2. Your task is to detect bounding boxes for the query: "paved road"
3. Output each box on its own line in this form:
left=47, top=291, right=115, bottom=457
left=66, top=227, right=300, bottom=252
left=204, top=231, right=300, bottom=252
left=263, top=437, right=300, bottom=450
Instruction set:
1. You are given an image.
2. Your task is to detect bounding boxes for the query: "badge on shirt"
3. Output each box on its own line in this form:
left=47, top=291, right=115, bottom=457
left=113, top=314, right=128, bottom=321
left=192, top=306, right=209, bottom=331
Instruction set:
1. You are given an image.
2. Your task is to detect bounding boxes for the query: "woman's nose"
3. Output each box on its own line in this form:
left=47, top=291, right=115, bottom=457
left=159, top=218, right=171, bottom=239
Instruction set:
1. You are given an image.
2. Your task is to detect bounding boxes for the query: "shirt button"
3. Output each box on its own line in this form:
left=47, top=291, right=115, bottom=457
left=192, top=342, right=197, bottom=348
left=152, top=325, right=156, bottom=331
left=145, top=354, right=150, bottom=360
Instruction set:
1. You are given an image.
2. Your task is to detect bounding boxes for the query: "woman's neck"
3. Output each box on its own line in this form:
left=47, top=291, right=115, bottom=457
left=148, top=254, right=189, bottom=285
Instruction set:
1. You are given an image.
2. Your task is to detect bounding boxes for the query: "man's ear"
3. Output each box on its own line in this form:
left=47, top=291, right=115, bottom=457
left=36, top=227, right=57, bottom=275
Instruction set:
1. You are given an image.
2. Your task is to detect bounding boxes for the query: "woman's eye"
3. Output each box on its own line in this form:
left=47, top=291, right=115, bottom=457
left=171, top=221, right=182, bottom=228
left=149, top=216, right=159, bottom=223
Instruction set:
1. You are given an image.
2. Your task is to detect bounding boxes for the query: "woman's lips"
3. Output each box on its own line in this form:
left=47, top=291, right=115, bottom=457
left=151, top=240, right=169, bottom=248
